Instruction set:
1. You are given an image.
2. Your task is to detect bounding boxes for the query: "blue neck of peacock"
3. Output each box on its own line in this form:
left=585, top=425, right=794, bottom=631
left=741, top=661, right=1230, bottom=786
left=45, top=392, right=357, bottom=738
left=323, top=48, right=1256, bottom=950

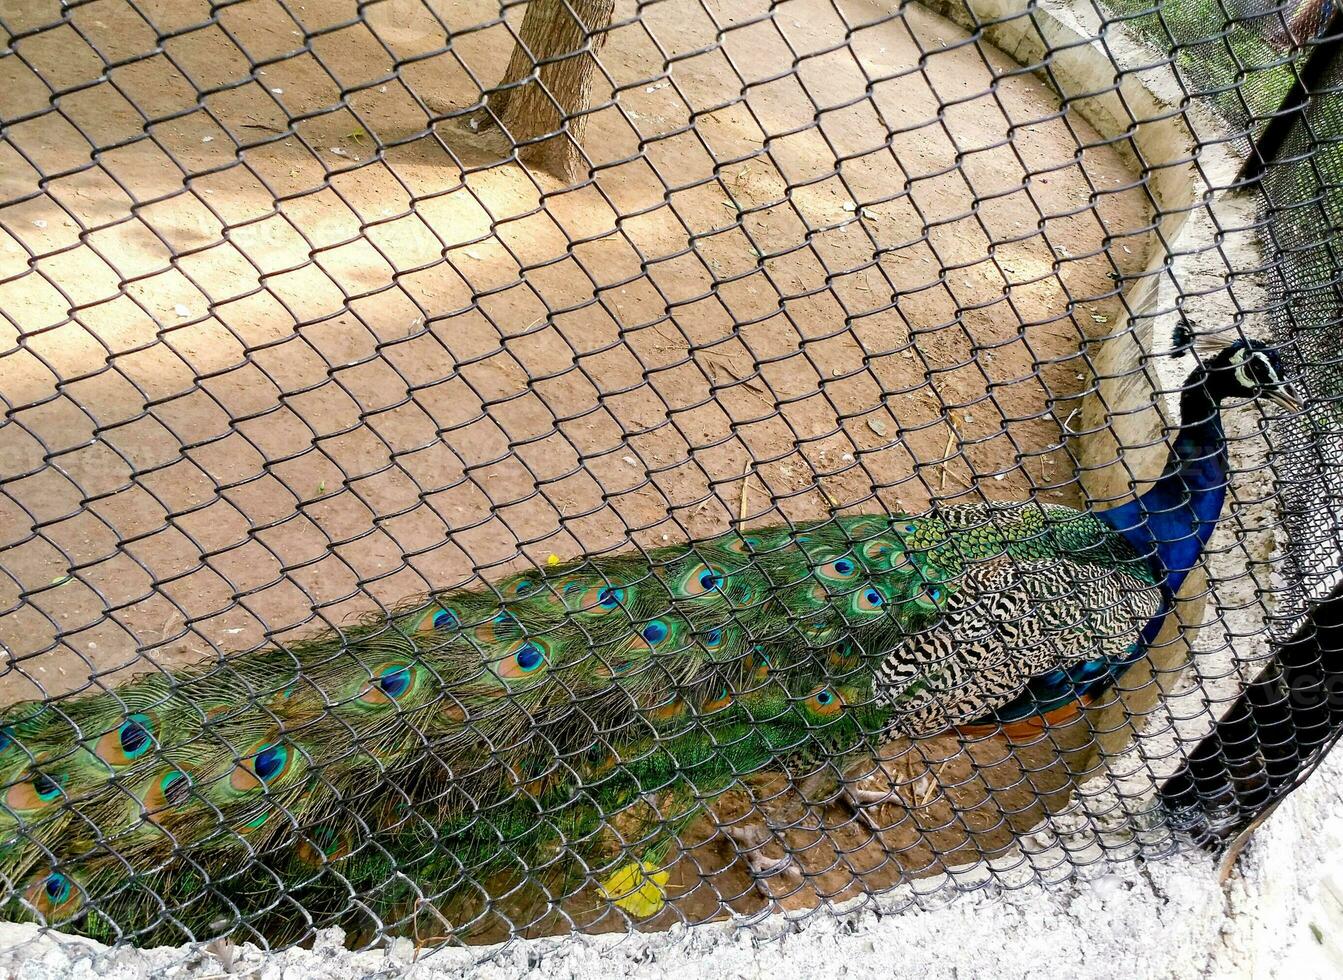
left=1096, top=376, right=1228, bottom=598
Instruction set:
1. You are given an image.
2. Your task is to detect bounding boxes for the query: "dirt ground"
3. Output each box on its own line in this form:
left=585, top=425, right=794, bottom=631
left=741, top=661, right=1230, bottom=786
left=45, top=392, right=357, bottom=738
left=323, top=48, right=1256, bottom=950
left=0, top=0, right=1152, bottom=942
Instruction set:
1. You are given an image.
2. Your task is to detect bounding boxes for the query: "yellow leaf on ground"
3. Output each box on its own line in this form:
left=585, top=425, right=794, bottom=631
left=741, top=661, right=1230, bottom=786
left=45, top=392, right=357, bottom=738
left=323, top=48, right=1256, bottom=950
left=599, top=860, right=670, bottom=918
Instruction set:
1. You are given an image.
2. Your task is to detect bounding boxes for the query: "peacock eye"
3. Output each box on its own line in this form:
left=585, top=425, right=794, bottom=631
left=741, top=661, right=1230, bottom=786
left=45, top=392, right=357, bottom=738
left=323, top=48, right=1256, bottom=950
left=359, top=662, right=418, bottom=706
left=916, top=581, right=949, bottom=607
left=25, top=870, right=79, bottom=917
left=679, top=563, right=725, bottom=597
left=515, top=643, right=545, bottom=672
left=848, top=586, right=887, bottom=615
left=33, top=774, right=62, bottom=801
left=494, top=639, right=551, bottom=681
left=160, top=772, right=191, bottom=807
left=806, top=686, right=844, bottom=717
left=96, top=713, right=159, bottom=767
left=819, top=556, right=861, bottom=582
left=378, top=666, right=412, bottom=698
left=642, top=620, right=669, bottom=645
left=118, top=717, right=153, bottom=758
left=44, top=874, right=71, bottom=903
left=704, top=627, right=723, bottom=648
left=573, top=584, right=627, bottom=615
left=229, top=740, right=293, bottom=794
left=471, top=610, right=516, bottom=644
left=432, top=609, right=458, bottom=631
left=252, top=744, right=289, bottom=783
left=702, top=686, right=733, bottom=712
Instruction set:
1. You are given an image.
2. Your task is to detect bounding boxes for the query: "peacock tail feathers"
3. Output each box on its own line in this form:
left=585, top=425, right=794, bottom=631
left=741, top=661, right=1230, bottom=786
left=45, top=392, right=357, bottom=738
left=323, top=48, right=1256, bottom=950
left=0, top=502, right=1163, bottom=945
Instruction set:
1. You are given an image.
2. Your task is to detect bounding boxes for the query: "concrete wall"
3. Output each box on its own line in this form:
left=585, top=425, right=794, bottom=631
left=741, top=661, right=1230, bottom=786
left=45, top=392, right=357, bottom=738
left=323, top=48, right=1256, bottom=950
left=918, top=0, right=1226, bottom=766
left=920, top=0, right=1201, bottom=500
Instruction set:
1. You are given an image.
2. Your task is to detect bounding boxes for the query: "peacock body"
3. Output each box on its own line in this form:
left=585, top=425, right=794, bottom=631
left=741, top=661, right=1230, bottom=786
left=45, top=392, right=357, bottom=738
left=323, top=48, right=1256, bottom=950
left=0, top=335, right=1299, bottom=947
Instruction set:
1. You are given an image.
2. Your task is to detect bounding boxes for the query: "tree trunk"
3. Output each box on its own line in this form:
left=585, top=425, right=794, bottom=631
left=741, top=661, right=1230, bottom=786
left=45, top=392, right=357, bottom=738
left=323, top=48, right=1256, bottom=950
left=479, top=0, right=615, bottom=180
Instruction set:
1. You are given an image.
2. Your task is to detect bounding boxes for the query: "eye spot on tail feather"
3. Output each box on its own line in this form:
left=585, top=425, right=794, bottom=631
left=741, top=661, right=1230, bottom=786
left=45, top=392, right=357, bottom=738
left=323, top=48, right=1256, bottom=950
left=675, top=562, right=726, bottom=598
left=143, top=770, right=192, bottom=820
left=568, top=584, right=626, bottom=615
left=417, top=606, right=461, bottom=634
left=817, top=556, right=861, bottom=582
left=359, top=663, right=419, bottom=705
left=26, top=871, right=79, bottom=920
left=803, top=686, right=844, bottom=720
left=93, top=714, right=155, bottom=767
left=7, top=773, right=64, bottom=812
left=495, top=639, right=550, bottom=681
left=230, top=741, right=295, bottom=793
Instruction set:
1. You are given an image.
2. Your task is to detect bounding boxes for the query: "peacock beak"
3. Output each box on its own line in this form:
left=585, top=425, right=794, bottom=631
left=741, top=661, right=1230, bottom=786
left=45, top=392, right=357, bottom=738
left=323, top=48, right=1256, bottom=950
left=1264, top=384, right=1303, bottom=413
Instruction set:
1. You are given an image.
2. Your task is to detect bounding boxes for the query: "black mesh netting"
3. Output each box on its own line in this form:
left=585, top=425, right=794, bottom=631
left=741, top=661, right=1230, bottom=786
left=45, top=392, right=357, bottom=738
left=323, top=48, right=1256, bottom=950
left=1263, top=29, right=1343, bottom=602
left=0, top=0, right=1341, bottom=966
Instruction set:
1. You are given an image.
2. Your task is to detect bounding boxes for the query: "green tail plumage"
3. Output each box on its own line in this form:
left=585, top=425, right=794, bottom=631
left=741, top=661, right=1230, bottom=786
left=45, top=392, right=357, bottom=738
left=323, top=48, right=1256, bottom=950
left=0, top=504, right=1159, bottom=945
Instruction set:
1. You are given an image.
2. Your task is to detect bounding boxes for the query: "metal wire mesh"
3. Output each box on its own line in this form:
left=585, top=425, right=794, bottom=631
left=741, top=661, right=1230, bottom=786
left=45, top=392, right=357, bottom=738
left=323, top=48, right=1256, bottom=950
left=0, top=0, right=1340, bottom=968
left=1262, top=27, right=1343, bottom=606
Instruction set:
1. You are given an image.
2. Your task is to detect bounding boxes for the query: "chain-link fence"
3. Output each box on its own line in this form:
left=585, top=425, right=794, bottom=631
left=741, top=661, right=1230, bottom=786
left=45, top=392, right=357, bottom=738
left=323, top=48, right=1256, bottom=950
left=0, top=0, right=1340, bottom=968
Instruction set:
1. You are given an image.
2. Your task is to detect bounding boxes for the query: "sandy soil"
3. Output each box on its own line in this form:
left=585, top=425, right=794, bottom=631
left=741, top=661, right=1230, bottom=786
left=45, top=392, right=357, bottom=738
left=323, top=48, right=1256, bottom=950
left=0, top=0, right=1151, bottom=944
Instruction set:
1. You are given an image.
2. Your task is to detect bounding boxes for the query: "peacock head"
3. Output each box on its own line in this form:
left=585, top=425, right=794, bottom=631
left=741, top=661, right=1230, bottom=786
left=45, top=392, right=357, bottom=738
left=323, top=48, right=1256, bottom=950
left=1208, top=339, right=1302, bottom=413
left=1178, top=324, right=1302, bottom=413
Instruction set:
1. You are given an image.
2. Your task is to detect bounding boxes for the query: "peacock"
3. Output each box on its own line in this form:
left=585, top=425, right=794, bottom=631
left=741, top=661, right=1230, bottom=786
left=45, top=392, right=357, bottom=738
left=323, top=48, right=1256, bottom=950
left=0, top=331, right=1300, bottom=948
